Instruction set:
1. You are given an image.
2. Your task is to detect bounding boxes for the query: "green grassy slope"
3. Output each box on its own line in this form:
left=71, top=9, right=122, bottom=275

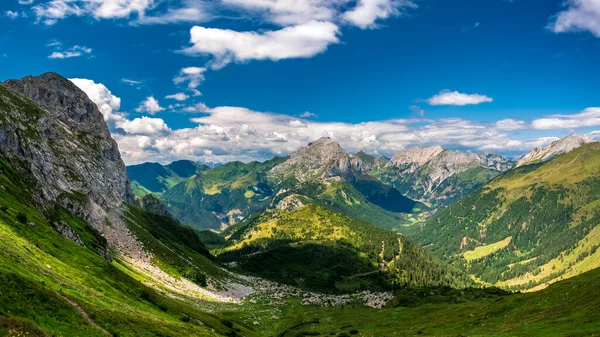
left=224, top=267, right=600, bottom=336
left=218, top=205, right=472, bottom=293
left=414, top=143, right=600, bottom=290
left=126, top=160, right=208, bottom=197
left=162, top=157, right=286, bottom=230
left=0, top=155, right=256, bottom=337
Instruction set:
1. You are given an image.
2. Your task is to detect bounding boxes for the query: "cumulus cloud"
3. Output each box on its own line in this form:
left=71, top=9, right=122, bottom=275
left=19, top=0, right=35, bottom=4
left=299, top=111, right=315, bottom=117
left=549, top=0, right=600, bottom=37
left=173, top=67, right=207, bottom=91
left=135, top=96, right=165, bottom=114
left=116, top=116, right=171, bottom=135
left=166, top=92, right=190, bottom=101
left=222, top=0, right=337, bottom=26
left=342, top=0, right=417, bottom=29
left=531, top=107, right=600, bottom=129
left=427, top=90, right=494, bottom=106
left=48, top=45, right=92, bottom=59
left=495, top=118, right=526, bottom=131
left=181, top=21, right=340, bottom=68
left=33, top=0, right=155, bottom=24
left=5, top=11, right=19, bottom=19
left=69, top=78, right=126, bottom=124
left=135, top=0, right=210, bottom=24
left=113, top=102, right=555, bottom=165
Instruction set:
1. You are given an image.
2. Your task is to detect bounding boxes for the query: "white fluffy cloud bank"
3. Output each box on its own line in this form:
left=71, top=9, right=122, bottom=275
left=549, top=0, right=600, bottom=37
left=182, top=21, right=340, bottom=68
left=70, top=77, right=599, bottom=165
left=427, top=90, right=494, bottom=106
left=531, top=107, right=600, bottom=129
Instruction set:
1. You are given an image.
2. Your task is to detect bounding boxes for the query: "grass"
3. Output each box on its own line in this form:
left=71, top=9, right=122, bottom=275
left=464, top=236, right=512, bottom=262
left=219, top=267, right=600, bottom=336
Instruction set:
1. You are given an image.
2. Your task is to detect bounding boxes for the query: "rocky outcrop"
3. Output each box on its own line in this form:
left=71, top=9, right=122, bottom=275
left=387, top=146, right=444, bottom=173
left=1, top=73, right=133, bottom=213
left=379, top=146, right=513, bottom=205
left=139, top=193, right=170, bottom=216
left=0, top=72, right=136, bottom=259
left=515, top=134, right=593, bottom=167
left=270, top=137, right=356, bottom=182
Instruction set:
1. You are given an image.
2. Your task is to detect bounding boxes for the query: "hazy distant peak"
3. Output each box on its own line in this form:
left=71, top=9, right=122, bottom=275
left=516, top=134, right=593, bottom=167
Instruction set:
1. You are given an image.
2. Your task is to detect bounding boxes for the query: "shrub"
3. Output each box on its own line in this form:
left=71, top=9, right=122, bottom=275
left=221, top=319, right=234, bottom=328
left=180, top=314, right=191, bottom=323
left=16, top=212, right=28, bottom=224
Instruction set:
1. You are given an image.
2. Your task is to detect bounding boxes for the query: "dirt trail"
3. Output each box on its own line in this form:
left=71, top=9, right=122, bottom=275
left=57, top=293, right=110, bottom=336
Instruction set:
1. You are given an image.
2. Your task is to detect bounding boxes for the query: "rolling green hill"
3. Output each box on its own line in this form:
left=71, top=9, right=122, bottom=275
left=127, top=160, right=208, bottom=197
left=162, top=157, right=286, bottom=230
left=218, top=205, right=472, bottom=293
left=414, top=142, right=600, bottom=290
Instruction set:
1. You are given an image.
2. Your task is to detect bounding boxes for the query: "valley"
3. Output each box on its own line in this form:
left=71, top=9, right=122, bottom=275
left=0, top=73, right=598, bottom=336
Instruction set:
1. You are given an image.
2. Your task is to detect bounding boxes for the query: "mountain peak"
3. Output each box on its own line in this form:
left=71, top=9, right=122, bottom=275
left=270, top=138, right=349, bottom=182
left=516, top=134, right=593, bottom=167
left=388, top=145, right=444, bottom=168
left=1, top=72, right=133, bottom=213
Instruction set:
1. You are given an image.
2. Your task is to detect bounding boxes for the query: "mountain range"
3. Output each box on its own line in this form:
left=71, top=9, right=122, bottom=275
left=1, top=73, right=599, bottom=336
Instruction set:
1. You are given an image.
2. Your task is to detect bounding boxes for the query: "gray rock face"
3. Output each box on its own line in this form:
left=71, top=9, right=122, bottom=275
left=515, top=134, right=593, bottom=167
left=270, top=137, right=356, bottom=182
left=387, top=146, right=444, bottom=173
left=0, top=72, right=135, bottom=258
left=1, top=73, right=133, bottom=217
left=380, top=146, right=513, bottom=205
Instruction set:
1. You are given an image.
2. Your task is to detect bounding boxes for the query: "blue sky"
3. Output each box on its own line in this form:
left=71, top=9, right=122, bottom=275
left=1, top=0, right=599, bottom=164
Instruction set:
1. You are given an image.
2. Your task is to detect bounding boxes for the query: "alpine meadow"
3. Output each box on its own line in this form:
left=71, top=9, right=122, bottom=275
left=1, top=0, right=600, bottom=336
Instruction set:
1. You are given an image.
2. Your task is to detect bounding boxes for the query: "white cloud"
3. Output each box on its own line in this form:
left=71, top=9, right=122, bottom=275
left=495, top=118, right=526, bottom=131
left=48, top=45, right=92, bottom=59
left=409, top=105, right=425, bottom=116
left=122, top=78, right=143, bottom=86
left=5, top=11, right=19, bottom=19
left=222, top=0, right=338, bottom=26
left=33, top=0, right=155, bottom=24
left=114, top=102, right=550, bottom=165
left=116, top=116, right=171, bottom=135
left=531, top=107, right=600, bottom=129
left=427, top=90, right=494, bottom=106
left=342, top=0, right=417, bottom=29
left=19, top=0, right=35, bottom=4
left=181, top=21, right=340, bottom=68
left=174, top=66, right=207, bottom=90
left=165, top=92, right=190, bottom=101
left=299, top=111, right=315, bottom=117
left=69, top=78, right=126, bottom=124
left=549, top=0, right=600, bottom=37
left=135, top=96, right=165, bottom=114
left=135, top=0, right=209, bottom=25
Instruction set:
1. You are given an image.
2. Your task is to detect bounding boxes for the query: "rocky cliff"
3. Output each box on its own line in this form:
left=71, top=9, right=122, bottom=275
left=377, top=146, right=513, bottom=205
left=0, top=72, right=137, bottom=256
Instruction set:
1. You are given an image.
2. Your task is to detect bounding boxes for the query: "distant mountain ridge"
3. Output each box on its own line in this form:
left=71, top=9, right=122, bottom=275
left=373, top=146, right=513, bottom=206
left=127, top=159, right=208, bottom=197
left=415, top=138, right=600, bottom=290
left=515, top=134, right=592, bottom=167
left=131, top=137, right=516, bottom=230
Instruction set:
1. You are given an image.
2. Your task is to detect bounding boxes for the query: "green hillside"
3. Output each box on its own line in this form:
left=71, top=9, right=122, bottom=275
left=0, top=155, right=254, bottom=337
left=227, top=267, right=600, bottom=336
left=162, top=157, right=286, bottom=229
left=127, top=160, right=208, bottom=197
left=414, top=142, right=600, bottom=290
left=218, top=205, right=472, bottom=293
